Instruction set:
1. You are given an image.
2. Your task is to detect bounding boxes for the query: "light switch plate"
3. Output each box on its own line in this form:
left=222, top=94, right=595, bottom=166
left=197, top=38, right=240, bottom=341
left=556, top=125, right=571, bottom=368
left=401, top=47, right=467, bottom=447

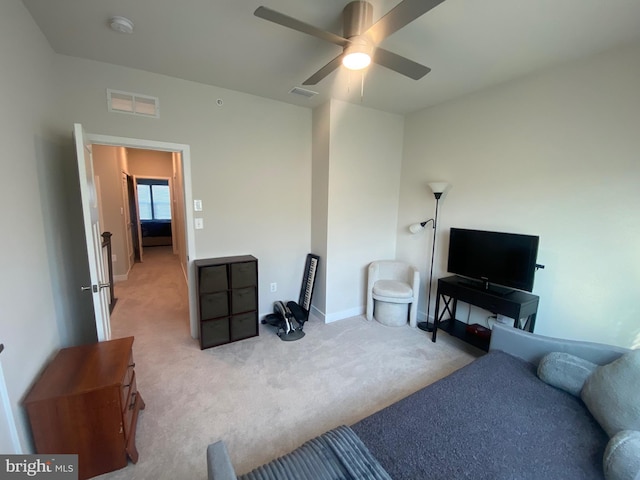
left=194, top=199, right=203, bottom=211
left=195, top=218, right=204, bottom=229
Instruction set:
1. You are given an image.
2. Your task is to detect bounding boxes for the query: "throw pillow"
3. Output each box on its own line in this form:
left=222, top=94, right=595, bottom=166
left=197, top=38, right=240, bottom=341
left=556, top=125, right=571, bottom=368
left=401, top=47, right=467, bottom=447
left=537, top=351, right=598, bottom=397
left=581, top=350, right=640, bottom=438
left=603, top=430, right=640, bottom=480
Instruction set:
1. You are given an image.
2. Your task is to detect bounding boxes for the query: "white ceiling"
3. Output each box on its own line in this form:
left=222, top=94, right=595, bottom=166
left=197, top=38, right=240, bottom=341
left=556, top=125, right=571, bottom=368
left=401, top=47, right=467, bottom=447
left=22, top=0, right=640, bottom=115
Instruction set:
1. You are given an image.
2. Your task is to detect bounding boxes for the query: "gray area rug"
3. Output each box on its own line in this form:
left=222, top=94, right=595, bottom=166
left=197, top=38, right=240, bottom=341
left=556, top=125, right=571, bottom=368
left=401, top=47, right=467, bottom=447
left=351, top=351, right=608, bottom=480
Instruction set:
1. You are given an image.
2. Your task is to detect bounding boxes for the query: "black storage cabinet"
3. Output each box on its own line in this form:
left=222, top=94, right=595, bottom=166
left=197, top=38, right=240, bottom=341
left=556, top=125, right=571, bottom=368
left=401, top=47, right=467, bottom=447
left=195, top=255, right=259, bottom=349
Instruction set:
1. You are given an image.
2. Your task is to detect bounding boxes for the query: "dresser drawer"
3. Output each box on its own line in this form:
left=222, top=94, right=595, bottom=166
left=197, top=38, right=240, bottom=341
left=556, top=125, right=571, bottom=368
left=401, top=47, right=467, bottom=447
left=123, top=373, right=138, bottom=439
left=121, top=352, right=135, bottom=408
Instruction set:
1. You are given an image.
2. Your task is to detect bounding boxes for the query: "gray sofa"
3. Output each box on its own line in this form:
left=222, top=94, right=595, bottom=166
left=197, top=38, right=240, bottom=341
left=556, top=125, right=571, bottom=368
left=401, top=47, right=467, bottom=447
left=207, top=324, right=630, bottom=480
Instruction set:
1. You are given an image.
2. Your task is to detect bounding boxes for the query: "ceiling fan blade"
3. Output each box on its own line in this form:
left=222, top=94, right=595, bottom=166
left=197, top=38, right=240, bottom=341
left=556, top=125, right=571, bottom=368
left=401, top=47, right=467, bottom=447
left=302, top=54, right=343, bottom=85
left=373, top=48, right=430, bottom=80
left=254, top=6, right=349, bottom=47
left=365, top=0, right=446, bottom=44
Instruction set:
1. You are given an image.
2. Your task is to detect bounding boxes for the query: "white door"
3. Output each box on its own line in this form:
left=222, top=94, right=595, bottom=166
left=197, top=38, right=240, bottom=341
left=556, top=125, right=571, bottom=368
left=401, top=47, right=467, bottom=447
left=0, top=350, right=21, bottom=453
left=74, top=124, right=111, bottom=341
left=132, top=175, right=144, bottom=262
left=121, top=172, right=135, bottom=269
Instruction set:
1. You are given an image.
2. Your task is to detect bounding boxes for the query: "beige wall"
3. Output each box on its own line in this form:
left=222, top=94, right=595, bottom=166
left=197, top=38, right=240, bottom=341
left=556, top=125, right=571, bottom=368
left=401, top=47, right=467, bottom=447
left=311, top=100, right=403, bottom=321
left=398, top=40, right=640, bottom=348
left=325, top=100, right=404, bottom=320
left=310, top=102, right=331, bottom=318
left=92, top=145, right=130, bottom=278
left=48, top=53, right=312, bottom=317
left=127, top=148, right=173, bottom=178
left=172, top=152, right=188, bottom=277
left=0, top=0, right=95, bottom=452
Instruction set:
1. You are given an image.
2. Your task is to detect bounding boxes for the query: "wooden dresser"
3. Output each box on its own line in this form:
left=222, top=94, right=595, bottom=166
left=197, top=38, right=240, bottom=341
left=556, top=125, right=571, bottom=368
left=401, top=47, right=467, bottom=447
left=24, top=337, right=145, bottom=480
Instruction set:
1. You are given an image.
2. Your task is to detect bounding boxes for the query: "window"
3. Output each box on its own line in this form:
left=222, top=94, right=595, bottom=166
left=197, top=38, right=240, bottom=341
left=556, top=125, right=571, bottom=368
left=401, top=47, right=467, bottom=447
left=137, top=179, right=171, bottom=220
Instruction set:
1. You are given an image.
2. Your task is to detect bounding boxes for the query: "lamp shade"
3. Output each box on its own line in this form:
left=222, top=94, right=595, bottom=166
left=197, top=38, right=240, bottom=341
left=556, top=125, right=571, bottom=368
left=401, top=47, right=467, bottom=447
left=428, top=182, right=448, bottom=194
left=409, top=223, right=425, bottom=234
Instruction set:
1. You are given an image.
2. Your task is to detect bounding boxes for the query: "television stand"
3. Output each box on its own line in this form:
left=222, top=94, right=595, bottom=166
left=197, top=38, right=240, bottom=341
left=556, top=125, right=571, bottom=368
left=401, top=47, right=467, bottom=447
left=458, top=278, right=514, bottom=297
left=432, top=275, right=539, bottom=351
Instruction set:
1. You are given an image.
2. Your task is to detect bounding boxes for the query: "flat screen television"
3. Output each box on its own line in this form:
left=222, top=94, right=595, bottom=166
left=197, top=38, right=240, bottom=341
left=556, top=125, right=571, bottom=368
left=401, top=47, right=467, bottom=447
left=447, top=228, right=540, bottom=293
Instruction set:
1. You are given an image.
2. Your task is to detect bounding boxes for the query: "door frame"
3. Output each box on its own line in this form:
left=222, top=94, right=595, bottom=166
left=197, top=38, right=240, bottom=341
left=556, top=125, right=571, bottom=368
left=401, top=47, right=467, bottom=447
left=121, top=172, right=135, bottom=271
left=88, top=133, right=198, bottom=339
left=0, top=358, right=22, bottom=453
left=131, top=174, right=145, bottom=263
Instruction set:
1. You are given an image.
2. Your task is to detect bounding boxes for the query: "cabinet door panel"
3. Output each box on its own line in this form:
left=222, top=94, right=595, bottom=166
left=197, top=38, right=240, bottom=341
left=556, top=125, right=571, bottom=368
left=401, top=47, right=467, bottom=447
left=201, top=318, right=231, bottom=348
left=231, top=313, right=258, bottom=341
left=200, top=292, right=229, bottom=319
left=199, top=265, right=228, bottom=292
left=230, top=262, right=257, bottom=288
left=231, top=287, right=256, bottom=314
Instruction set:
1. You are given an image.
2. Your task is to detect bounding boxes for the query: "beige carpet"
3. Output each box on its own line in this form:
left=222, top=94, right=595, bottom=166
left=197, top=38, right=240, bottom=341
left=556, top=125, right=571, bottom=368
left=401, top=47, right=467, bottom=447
left=97, top=247, right=482, bottom=480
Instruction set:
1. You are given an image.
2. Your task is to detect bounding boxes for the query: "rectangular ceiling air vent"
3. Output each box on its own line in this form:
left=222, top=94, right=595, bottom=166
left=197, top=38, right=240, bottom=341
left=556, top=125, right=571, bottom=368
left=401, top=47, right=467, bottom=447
left=289, top=87, right=318, bottom=98
left=107, top=89, right=160, bottom=118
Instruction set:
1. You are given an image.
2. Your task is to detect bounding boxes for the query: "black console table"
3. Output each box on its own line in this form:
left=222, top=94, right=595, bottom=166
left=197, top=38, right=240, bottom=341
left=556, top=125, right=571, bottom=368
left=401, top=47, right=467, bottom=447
left=432, top=275, right=539, bottom=351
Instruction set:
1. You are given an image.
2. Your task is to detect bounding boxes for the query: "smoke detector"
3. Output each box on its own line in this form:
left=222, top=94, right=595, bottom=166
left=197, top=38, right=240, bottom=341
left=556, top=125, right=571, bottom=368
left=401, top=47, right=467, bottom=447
left=109, top=16, right=134, bottom=34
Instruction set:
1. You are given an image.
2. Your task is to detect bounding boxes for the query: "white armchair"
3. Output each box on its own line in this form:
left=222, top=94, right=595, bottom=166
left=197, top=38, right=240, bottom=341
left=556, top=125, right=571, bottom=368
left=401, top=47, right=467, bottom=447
left=366, top=261, right=420, bottom=327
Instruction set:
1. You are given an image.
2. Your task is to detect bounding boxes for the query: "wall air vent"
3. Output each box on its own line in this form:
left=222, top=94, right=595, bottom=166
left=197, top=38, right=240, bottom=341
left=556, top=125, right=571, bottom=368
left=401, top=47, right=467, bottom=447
left=107, top=89, right=160, bottom=118
left=289, top=87, right=318, bottom=98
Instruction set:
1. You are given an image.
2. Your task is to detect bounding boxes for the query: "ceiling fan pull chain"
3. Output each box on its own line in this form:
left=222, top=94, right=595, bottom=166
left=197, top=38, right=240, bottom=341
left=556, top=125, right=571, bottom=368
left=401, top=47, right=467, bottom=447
left=360, top=72, right=365, bottom=102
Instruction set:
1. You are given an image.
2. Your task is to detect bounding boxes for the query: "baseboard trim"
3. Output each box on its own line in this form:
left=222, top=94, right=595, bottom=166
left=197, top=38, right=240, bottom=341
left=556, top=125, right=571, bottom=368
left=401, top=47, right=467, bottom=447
left=324, top=306, right=364, bottom=324
left=258, top=306, right=365, bottom=324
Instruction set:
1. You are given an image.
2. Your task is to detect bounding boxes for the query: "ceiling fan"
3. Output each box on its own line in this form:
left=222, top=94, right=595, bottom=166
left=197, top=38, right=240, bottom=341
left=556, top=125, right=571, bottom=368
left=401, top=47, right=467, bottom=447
left=254, top=0, right=446, bottom=85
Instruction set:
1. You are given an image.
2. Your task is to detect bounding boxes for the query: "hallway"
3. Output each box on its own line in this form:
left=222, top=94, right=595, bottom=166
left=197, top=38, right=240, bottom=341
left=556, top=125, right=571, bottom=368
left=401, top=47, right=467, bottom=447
left=110, top=246, right=193, bottom=348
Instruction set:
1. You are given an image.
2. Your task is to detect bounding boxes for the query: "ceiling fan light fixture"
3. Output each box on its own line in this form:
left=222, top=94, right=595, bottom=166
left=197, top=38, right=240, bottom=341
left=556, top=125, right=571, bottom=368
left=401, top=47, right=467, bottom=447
left=342, top=41, right=372, bottom=71
left=342, top=51, right=371, bottom=70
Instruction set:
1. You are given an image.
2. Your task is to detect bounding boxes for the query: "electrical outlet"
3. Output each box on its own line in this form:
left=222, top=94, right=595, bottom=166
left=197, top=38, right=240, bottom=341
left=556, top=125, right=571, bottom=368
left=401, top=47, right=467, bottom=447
left=195, top=218, right=204, bottom=229
left=270, top=283, right=277, bottom=293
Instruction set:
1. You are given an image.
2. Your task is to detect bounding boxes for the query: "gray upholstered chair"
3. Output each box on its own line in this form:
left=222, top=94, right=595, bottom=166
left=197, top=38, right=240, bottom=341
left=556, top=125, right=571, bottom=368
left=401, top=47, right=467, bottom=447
left=366, top=260, right=420, bottom=327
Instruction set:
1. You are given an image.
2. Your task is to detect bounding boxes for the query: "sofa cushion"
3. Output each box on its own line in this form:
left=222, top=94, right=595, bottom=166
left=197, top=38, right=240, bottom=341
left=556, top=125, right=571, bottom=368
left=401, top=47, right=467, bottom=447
left=537, top=352, right=598, bottom=397
left=239, top=425, right=391, bottom=480
left=603, top=430, right=640, bottom=480
left=581, top=350, right=640, bottom=438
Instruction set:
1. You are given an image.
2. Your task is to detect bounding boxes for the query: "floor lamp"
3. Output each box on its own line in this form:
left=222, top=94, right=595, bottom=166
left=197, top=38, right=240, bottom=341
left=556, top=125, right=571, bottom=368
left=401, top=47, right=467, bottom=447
left=409, top=182, right=449, bottom=333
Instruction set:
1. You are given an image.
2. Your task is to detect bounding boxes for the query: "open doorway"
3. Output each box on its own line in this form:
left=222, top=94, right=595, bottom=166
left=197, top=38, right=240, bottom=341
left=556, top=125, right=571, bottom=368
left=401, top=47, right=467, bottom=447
left=86, top=134, right=197, bottom=340
left=93, top=147, right=186, bottom=273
